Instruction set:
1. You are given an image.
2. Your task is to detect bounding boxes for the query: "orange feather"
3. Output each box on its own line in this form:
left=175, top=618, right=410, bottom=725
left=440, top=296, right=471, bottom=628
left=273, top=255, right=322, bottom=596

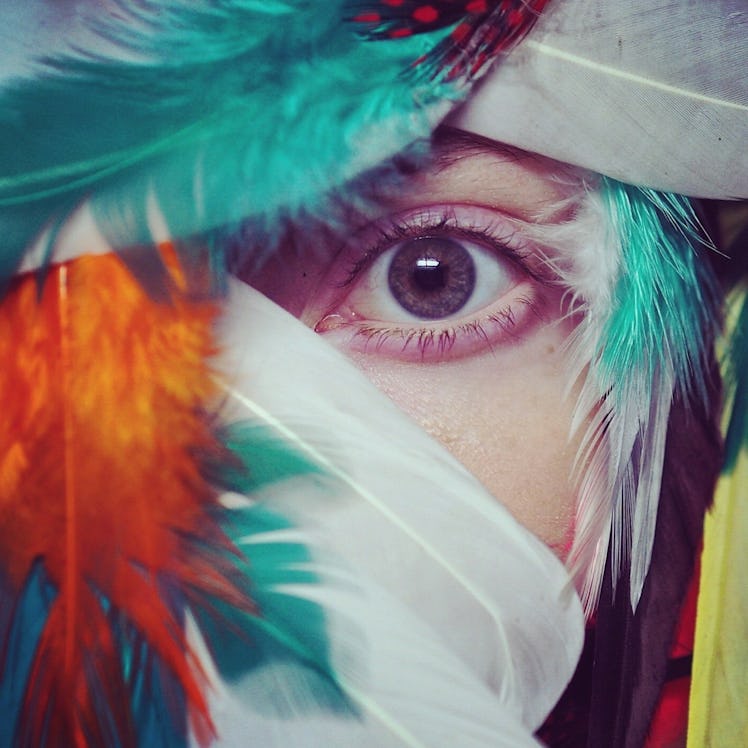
left=0, top=251, right=241, bottom=746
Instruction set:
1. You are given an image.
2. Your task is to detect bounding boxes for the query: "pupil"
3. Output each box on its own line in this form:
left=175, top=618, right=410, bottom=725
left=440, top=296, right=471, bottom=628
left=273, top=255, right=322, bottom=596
left=412, top=259, right=447, bottom=293
left=387, top=237, right=476, bottom=320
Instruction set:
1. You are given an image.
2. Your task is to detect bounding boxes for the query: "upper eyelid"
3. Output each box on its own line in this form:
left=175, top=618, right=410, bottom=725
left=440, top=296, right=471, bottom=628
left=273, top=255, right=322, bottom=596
left=338, top=204, right=555, bottom=289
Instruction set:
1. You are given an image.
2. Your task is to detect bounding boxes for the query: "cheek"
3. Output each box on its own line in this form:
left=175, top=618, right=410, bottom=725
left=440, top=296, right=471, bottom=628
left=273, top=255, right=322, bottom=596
left=345, top=322, right=579, bottom=556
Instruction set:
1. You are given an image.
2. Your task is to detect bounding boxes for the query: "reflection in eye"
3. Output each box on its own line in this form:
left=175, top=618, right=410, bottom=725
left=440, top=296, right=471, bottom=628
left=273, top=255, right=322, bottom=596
left=311, top=205, right=556, bottom=362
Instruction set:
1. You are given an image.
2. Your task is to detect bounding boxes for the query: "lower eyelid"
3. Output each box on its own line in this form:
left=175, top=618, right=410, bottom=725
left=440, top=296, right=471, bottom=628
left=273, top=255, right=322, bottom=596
left=316, top=284, right=544, bottom=363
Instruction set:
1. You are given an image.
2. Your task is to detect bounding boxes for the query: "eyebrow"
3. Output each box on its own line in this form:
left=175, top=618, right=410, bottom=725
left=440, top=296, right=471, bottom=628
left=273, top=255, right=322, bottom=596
left=430, top=126, right=536, bottom=172
left=368, top=124, right=585, bottom=226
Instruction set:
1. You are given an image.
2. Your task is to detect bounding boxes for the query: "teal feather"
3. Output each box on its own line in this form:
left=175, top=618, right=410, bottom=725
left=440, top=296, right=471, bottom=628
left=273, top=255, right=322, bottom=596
left=196, top=420, right=354, bottom=716
left=115, top=601, right=189, bottom=748
left=567, top=179, right=720, bottom=612
left=0, top=562, right=56, bottom=747
left=599, top=183, right=717, bottom=405
left=213, top=422, right=324, bottom=494
left=193, top=503, right=356, bottom=718
left=0, top=1, right=457, bottom=281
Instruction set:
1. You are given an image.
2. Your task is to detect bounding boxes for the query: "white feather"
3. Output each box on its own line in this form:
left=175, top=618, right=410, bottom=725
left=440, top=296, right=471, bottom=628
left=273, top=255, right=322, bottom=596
left=516, top=184, right=672, bottom=614
left=628, top=364, right=673, bottom=606
left=206, top=280, right=584, bottom=742
left=511, top=186, right=623, bottom=613
left=541, top=185, right=682, bottom=613
left=189, top=579, right=547, bottom=747
left=452, top=0, right=748, bottom=198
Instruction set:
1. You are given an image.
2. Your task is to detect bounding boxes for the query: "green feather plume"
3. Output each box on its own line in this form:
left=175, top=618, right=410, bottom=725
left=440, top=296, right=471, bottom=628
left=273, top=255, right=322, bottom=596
left=0, top=0, right=458, bottom=282
left=568, top=180, right=720, bottom=612
left=599, top=184, right=717, bottom=404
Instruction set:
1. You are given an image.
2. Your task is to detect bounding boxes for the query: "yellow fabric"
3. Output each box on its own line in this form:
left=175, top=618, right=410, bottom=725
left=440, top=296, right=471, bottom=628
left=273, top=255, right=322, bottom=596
left=688, top=287, right=748, bottom=747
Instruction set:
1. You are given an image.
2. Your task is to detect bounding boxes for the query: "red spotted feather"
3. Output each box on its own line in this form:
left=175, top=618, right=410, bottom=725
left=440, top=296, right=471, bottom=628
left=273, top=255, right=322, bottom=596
left=347, top=0, right=551, bottom=81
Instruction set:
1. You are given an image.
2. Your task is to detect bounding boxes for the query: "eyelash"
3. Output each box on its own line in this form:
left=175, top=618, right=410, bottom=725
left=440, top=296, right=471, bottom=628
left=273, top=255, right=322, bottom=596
left=339, top=208, right=539, bottom=290
left=348, top=299, right=535, bottom=357
left=313, top=205, right=554, bottom=362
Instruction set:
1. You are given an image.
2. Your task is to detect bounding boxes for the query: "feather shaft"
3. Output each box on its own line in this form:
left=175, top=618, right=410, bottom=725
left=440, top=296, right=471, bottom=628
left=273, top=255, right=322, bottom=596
left=59, top=264, right=76, bottom=679
left=524, top=39, right=748, bottom=112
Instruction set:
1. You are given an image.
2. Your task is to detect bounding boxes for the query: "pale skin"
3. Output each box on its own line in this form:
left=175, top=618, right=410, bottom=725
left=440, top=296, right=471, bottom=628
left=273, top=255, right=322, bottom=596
left=246, top=128, right=583, bottom=556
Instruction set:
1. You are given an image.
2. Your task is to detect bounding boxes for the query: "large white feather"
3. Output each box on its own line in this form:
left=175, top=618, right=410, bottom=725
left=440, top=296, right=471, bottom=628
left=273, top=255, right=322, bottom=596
left=189, top=576, right=546, bottom=747
left=452, top=0, right=748, bottom=199
left=204, top=280, right=584, bottom=743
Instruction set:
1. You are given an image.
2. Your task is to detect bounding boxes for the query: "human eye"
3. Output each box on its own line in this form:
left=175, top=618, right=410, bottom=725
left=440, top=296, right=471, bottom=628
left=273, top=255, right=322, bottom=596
left=307, top=205, right=557, bottom=362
